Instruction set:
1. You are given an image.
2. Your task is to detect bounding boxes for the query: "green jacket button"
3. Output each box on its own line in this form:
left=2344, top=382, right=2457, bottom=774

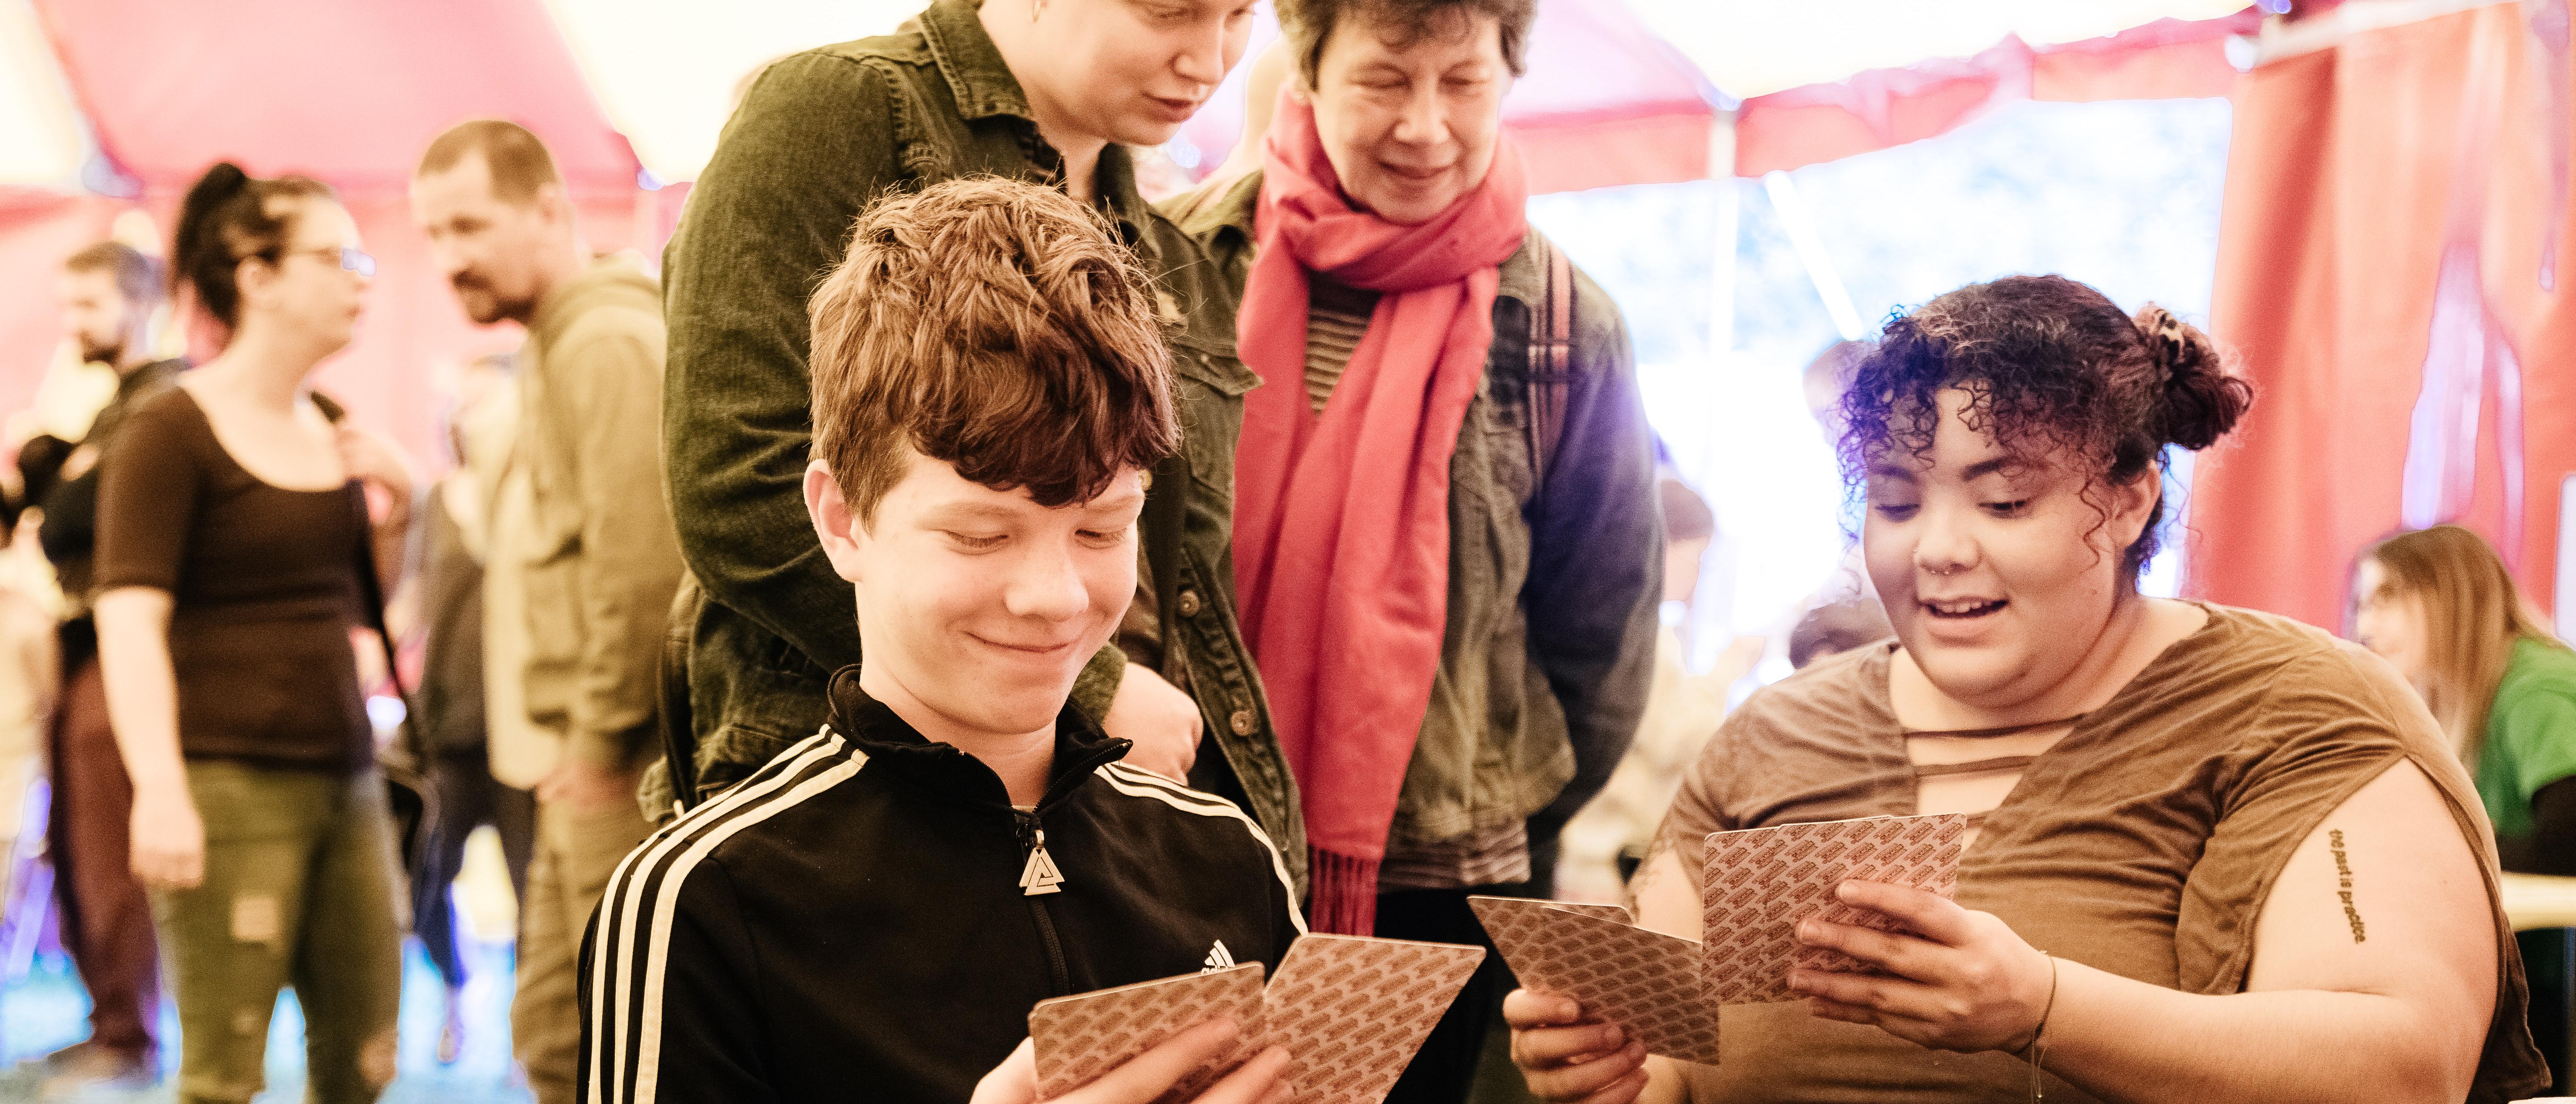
left=1229, top=709, right=1256, bottom=737
left=1176, top=589, right=1203, bottom=617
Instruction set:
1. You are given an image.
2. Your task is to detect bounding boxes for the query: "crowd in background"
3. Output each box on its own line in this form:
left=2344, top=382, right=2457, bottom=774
left=0, top=0, right=2562, bottom=1102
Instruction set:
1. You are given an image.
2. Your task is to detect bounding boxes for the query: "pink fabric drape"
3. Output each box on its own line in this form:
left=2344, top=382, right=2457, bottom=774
left=1733, top=13, right=2260, bottom=177
left=2187, top=2, right=2576, bottom=626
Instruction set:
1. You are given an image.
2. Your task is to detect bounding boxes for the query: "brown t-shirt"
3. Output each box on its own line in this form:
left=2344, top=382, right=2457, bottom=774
left=1655, top=603, right=2545, bottom=1103
left=93, top=387, right=371, bottom=773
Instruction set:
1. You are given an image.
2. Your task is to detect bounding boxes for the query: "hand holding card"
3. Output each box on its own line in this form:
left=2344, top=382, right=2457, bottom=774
left=1030, top=963, right=1268, bottom=1102
left=1028, top=936, right=1483, bottom=1104
left=1700, top=813, right=1970, bottom=1005
left=1260, top=934, right=1485, bottom=1104
left=1469, top=897, right=1721, bottom=1065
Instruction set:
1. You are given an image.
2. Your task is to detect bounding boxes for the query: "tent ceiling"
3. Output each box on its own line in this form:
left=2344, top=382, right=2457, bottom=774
left=539, top=0, right=2247, bottom=185
left=32, top=0, right=641, bottom=195
left=1637, top=0, right=2253, bottom=99
left=3, top=0, right=2257, bottom=192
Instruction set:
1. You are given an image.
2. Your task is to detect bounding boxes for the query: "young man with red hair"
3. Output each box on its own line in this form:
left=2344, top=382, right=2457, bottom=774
left=582, top=177, right=1301, bottom=1104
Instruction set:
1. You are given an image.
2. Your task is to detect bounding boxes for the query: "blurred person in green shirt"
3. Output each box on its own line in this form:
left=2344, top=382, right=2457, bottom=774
left=2353, top=523, right=2576, bottom=874
left=2352, top=521, right=2576, bottom=1094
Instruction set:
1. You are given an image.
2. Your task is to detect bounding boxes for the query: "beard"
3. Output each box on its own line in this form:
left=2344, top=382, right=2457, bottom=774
left=76, top=334, right=124, bottom=366
left=453, top=274, right=536, bottom=325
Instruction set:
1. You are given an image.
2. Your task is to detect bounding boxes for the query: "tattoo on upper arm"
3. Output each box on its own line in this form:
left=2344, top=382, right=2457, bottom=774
left=2329, top=828, right=2367, bottom=943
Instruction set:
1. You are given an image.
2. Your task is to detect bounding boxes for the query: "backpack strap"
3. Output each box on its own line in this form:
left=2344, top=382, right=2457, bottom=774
left=1525, top=235, right=1577, bottom=487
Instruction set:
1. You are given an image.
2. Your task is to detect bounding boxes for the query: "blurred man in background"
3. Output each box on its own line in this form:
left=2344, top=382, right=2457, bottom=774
left=22, top=241, right=181, bottom=1093
left=414, top=120, right=680, bottom=1104
left=404, top=352, right=535, bottom=1066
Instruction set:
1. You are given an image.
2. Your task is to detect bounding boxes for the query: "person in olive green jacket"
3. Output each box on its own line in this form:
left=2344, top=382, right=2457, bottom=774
left=412, top=120, right=682, bottom=1104
left=652, top=0, right=1308, bottom=886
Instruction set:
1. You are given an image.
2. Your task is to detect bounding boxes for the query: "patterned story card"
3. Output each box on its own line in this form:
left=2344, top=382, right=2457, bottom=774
left=1030, top=962, right=1267, bottom=1103
left=1261, top=933, right=1486, bottom=1104
left=1468, top=896, right=1721, bottom=1065
left=1700, top=813, right=1970, bottom=1005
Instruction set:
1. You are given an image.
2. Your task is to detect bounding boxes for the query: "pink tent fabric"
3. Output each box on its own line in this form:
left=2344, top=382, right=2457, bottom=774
left=1502, top=0, right=1724, bottom=193
left=5, top=0, right=659, bottom=471
left=33, top=0, right=640, bottom=196
left=1733, top=13, right=2260, bottom=176
left=2185, top=2, right=2576, bottom=624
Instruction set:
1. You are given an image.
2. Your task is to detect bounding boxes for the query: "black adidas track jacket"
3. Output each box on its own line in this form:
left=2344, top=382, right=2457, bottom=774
left=578, top=669, right=1305, bottom=1103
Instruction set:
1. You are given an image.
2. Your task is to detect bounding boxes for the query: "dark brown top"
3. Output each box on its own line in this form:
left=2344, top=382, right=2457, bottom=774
left=1656, top=603, right=2545, bottom=1103
left=93, top=387, right=371, bottom=773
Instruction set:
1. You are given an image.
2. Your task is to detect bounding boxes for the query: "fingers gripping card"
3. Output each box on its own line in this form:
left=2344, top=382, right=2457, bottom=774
left=1261, top=934, right=1485, bottom=1104
left=1468, top=897, right=1721, bottom=1065
left=1699, top=813, right=1970, bottom=1005
left=1030, top=962, right=1267, bottom=1102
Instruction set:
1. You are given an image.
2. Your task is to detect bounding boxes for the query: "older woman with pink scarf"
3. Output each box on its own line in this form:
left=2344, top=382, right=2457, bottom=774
left=1160, top=2, right=1665, bottom=1098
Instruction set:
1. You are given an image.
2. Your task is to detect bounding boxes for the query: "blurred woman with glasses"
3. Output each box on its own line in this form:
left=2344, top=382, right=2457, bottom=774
left=93, top=161, right=412, bottom=1104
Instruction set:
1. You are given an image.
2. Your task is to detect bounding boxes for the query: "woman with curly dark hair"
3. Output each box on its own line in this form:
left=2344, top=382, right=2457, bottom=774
left=1501, top=274, right=2547, bottom=1103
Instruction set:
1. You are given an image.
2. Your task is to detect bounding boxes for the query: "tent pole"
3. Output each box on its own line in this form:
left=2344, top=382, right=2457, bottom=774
left=1707, top=114, right=1738, bottom=365
left=1763, top=170, right=1865, bottom=341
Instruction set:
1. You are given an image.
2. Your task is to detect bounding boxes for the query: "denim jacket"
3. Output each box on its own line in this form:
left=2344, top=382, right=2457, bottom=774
left=1163, top=172, right=1663, bottom=853
left=646, top=0, right=1305, bottom=886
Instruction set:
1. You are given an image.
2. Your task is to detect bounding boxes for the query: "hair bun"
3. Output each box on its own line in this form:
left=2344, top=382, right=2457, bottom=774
left=183, top=162, right=251, bottom=210
left=174, top=161, right=253, bottom=260
left=2132, top=303, right=2251, bottom=451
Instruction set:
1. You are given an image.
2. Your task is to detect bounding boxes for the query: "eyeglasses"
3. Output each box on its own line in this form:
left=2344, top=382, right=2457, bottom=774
left=284, top=246, right=376, bottom=278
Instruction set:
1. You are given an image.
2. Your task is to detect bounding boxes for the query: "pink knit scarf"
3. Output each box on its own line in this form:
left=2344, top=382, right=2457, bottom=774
left=1230, top=90, right=1530, bottom=934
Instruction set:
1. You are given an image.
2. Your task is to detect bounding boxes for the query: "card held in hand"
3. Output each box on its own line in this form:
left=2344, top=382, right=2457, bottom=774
left=1029, top=962, right=1267, bottom=1103
left=1468, top=896, right=1722, bottom=1065
left=1262, top=934, right=1485, bottom=1104
left=1700, top=813, right=1971, bottom=1005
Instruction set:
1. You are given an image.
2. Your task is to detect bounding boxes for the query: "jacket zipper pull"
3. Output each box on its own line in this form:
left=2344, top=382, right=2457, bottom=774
left=1017, top=815, right=1065, bottom=897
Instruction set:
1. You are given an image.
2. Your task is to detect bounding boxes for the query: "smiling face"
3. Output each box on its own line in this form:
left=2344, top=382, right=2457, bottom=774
left=1863, top=388, right=2158, bottom=709
left=1303, top=4, right=1509, bottom=226
left=1021, top=0, right=1258, bottom=148
left=809, top=450, right=1143, bottom=741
